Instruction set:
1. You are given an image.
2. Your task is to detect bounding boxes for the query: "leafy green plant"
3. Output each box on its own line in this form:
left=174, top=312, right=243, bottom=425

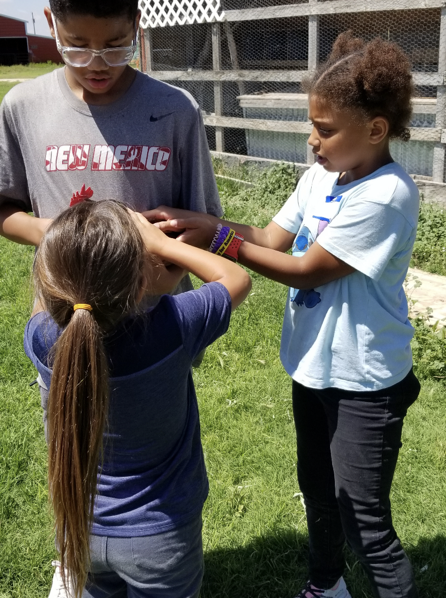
left=411, top=199, right=446, bottom=276
left=411, top=316, right=446, bottom=381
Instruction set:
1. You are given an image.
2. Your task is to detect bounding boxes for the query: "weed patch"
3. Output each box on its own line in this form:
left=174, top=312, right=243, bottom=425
left=411, top=200, right=446, bottom=276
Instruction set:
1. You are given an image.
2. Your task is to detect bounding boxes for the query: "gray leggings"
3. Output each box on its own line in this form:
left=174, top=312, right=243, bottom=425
left=83, top=515, right=203, bottom=598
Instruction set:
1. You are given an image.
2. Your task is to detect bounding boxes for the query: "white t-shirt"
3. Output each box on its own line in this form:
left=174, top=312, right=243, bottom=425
left=272, top=162, right=419, bottom=391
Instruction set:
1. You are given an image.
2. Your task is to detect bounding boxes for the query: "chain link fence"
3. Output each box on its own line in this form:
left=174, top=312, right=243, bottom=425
left=139, top=0, right=446, bottom=203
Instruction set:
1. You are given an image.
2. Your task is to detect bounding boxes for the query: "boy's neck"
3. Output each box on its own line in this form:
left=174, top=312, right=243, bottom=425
left=64, top=65, right=137, bottom=106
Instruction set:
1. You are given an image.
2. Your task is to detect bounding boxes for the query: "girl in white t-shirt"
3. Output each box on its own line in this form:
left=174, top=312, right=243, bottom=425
left=146, top=33, right=420, bottom=598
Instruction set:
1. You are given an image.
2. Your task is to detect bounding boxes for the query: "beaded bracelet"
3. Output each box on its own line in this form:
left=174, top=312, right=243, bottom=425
left=209, top=223, right=223, bottom=253
left=210, top=225, right=230, bottom=255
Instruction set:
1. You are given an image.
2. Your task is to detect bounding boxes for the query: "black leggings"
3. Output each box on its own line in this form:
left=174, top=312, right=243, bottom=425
left=292, top=370, right=420, bottom=598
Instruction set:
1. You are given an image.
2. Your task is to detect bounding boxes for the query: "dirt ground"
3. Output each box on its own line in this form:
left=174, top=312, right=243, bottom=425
left=406, top=267, right=446, bottom=326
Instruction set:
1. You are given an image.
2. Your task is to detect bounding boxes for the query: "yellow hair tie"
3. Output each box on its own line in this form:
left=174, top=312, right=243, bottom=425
left=73, top=303, right=93, bottom=312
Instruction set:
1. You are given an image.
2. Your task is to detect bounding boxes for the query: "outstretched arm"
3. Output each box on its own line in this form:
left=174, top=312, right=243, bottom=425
left=142, top=206, right=290, bottom=250
left=238, top=240, right=354, bottom=290
left=0, top=203, right=52, bottom=246
left=143, top=207, right=354, bottom=289
left=132, top=212, right=252, bottom=310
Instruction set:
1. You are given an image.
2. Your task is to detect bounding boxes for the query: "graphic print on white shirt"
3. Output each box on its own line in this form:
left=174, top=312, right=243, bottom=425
left=290, top=194, right=343, bottom=309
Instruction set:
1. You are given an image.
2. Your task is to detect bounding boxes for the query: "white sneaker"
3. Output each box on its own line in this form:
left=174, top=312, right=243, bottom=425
left=295, top=576, right=352, bottom=598
left=48, top=561, right=73, bottom=598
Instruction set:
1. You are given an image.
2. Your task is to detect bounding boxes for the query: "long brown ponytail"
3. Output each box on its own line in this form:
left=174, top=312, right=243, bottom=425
left=34, top=201, right=147, bottom=597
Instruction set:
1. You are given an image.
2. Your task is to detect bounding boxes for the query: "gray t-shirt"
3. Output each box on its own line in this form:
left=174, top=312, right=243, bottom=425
left=0, top=67, right=222, bottom=218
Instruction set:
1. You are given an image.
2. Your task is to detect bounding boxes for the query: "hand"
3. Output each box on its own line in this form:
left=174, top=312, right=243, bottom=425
left=142, top=207, right=219, bottom=249
left=143, top=206, right=205, bottom=224
left=130, top=210, right=171, bottom=256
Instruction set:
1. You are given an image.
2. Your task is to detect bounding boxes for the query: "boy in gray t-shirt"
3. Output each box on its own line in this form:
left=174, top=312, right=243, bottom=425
left=0, top=0, right=221, bottom=251
left=0, top=2, right=221, bottom=595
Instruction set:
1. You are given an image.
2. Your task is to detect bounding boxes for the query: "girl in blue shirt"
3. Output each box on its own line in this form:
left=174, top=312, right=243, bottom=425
left=25, top=200, right=251, bottom=598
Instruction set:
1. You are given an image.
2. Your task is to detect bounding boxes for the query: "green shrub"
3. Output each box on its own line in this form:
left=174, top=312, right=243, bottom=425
left=411, top=316, right=446, bottom=382
left=411, top=200, right=446, bottom=276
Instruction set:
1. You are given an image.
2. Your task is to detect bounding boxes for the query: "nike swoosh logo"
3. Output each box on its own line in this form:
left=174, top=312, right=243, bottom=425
left=150, top=112, right=174, bottom=122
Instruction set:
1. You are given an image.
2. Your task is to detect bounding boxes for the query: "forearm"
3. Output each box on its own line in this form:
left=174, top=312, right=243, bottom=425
left=158, top=238, right=251, bottom=309
left=238, top=241, right=354, bottom=290
left=145, top=207, right=274, bottom=249
left=238, top=242, right=312, bottom=289
left=0, top=204, right=50, bottom=246
left=180, top=211, right=272, bottom=248
left=161, top=235, right=246, bottom=281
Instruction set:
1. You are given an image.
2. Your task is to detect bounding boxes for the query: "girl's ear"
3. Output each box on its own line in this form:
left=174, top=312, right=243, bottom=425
left=369, top=117, right=390, bottom=145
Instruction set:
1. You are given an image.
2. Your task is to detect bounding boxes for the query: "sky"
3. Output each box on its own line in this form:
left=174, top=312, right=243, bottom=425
left=0, top=0, right=52, bottom=37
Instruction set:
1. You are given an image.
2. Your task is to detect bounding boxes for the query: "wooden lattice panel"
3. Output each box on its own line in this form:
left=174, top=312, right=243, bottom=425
left=139, top=0, right=225, bottom=28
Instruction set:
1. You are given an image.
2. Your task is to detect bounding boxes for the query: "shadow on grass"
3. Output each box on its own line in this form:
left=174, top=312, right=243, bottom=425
left=202, top=529, right=309, bottom=598
left=202, top=531, right=446, bottom=598
left=406, top=535, right=446, bottom=598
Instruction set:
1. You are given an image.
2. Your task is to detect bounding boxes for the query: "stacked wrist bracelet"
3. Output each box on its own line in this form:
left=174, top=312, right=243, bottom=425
left=209, top=224, right=244, bottom=262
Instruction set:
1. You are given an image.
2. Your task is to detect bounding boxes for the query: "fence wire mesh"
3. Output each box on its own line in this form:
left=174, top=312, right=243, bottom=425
left=140, top=0, right=446, bottom=202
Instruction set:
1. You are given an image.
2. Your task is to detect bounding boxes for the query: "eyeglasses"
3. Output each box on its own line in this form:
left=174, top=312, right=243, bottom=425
left=51, top=14, right=136, bottom=68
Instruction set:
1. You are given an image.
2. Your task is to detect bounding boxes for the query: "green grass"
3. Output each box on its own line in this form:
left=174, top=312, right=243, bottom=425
left=0, top=63, right=61, bottom=79
left=0, top=240, right=55, bottom=597
left=0, top=83, right=20, bottom=103
left=0, top=63, right=63, bottom=104
left=0, top=65, right=64, bottom=104
left=0, top=166, right=446, bottom=597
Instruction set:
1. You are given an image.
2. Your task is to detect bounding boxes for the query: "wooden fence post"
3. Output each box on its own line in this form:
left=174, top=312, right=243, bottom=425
left=212, top=22, right=224, bottom=152
left=307, top=0, right=319, bottom=165
left=433, top=6, right=446, bottom=182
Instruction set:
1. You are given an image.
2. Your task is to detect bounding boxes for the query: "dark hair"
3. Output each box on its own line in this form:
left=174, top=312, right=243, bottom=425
left=303, top=31, right=414, bottom=141
left=49, top=0, right=139, bottom=22
left=34, top=200, right=149, bottom=598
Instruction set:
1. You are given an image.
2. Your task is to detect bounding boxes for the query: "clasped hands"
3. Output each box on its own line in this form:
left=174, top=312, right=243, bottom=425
left=141, top=206, right=220, bottom=250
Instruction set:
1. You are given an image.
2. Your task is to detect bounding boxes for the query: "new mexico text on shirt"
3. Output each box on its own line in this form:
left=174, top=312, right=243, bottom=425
left=45, top=145, right=172, bottom=172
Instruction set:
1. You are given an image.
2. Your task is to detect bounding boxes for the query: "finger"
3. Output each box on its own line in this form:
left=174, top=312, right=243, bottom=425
left=169, top=217, right=204, bottom=230
left=141, top=207, right=172, bottom=222
left=155, top=220, right=185, bottom=233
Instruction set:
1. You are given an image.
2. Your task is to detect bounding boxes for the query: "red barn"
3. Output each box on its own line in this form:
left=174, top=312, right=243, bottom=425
left=0, top=14, right=60, bottom=65
left=27, top=34, right=61, bottom=63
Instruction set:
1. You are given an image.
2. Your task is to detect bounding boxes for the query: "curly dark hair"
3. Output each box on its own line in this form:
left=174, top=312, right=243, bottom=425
left=49, top=0, right=138, bottom=22
left=303, top=31, right=414, bottom=142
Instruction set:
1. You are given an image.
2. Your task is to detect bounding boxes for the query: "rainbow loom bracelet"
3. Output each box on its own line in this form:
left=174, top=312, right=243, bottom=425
left=210, top=225, right=231, bottom=254
left=209, top=223, right=223, bottom=253
left=216, top=229, right=235, bottom=256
